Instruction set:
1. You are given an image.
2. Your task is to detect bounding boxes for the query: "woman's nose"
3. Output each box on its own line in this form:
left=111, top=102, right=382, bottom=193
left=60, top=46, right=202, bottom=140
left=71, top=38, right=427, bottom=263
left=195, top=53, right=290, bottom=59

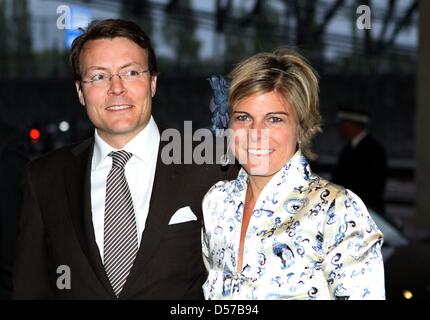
left=249, top=121, right=263, bottom=141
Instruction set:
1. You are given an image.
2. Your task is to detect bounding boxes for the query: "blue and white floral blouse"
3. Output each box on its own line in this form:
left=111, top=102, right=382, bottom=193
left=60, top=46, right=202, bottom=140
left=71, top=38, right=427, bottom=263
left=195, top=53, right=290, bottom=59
left=202, top=151, right=385, bottom=300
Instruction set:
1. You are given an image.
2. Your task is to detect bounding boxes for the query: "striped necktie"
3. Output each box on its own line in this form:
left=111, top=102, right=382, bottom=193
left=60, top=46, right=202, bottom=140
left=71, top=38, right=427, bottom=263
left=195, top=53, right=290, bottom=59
left=104, top=150, right=138, bottom=297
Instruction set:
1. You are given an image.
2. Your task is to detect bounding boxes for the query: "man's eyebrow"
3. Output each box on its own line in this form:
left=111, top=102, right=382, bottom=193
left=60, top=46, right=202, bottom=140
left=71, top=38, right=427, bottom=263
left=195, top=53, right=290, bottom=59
left=118, top=62, right=144, bottom=69
left=85, top=62, right=144, bottom=72
left=85, top=66, right=109, bottom=72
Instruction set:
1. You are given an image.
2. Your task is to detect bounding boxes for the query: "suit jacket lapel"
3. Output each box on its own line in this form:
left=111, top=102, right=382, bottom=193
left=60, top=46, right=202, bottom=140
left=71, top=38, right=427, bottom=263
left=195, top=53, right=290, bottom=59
left=121, top=142, right=178, bottom=296
left=64, top=138, right=115, bottom=297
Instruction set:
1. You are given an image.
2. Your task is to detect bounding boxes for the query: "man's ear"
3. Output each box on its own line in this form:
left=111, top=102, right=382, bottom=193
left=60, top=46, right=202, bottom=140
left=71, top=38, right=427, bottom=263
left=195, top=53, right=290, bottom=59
left=75, top=81, right=86, bottom=106
left=150, top=75, right=157, bottom=98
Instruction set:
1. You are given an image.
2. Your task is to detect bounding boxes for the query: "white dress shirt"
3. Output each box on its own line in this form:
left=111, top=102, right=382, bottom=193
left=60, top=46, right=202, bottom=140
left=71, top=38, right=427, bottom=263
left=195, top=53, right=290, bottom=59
left=91, top=116, right=160, bottom=263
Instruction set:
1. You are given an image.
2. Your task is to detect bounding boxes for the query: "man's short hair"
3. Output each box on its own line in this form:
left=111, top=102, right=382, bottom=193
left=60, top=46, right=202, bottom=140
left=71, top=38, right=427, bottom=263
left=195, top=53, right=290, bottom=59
left=69, top=19, right=158, bottom=81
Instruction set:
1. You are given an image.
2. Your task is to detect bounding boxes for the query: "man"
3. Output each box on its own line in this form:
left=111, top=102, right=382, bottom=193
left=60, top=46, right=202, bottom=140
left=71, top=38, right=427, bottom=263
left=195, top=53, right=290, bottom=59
left=13, top=19, right=235, bottom=299
left=0, top=124, right=28, bottom=299
left=332, top=108, right=387, bottom=216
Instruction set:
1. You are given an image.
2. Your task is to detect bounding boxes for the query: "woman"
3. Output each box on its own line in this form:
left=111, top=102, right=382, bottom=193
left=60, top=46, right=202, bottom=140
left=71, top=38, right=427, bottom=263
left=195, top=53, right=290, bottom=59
left=202, top=48, right=385, bottom=300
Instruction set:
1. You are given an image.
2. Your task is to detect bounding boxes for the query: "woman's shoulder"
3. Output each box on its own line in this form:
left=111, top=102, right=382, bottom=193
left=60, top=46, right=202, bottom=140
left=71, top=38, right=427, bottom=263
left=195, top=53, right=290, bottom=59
left=204, top=179, right=235, bottom=198
left=308, top=172, right=369, bottom=210
left=202, top=179, right=237, bottom=215
left=308, top=172, right=345, bottom=196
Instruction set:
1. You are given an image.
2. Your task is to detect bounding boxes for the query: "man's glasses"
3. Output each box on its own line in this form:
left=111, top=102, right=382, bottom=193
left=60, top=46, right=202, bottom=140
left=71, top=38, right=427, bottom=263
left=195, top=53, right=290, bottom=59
left=81, top=69, right=150, bottom=88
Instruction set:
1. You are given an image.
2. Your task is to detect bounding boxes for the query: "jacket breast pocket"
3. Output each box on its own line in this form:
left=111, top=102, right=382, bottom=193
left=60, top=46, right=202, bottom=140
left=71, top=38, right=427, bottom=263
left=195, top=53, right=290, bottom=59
left=165, top=220, right=201, bottom=239
left=163, top=221, right=205, bottom=280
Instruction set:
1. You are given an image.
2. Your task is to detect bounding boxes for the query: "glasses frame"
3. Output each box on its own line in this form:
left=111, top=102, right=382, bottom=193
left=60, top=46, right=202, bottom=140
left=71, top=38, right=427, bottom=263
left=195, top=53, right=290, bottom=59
left=81, top=69, right=150, bottom=87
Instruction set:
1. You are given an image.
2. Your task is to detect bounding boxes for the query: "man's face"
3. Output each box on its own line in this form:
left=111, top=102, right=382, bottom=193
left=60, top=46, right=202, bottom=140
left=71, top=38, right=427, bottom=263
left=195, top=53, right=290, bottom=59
left=337, top=120, right=357, bottom=141
left=75, top=37, right=157, bottom=148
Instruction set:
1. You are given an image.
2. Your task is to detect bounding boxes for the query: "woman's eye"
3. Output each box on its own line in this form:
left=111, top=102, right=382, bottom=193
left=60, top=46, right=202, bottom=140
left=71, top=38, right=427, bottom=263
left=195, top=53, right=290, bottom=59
left=236, top=115, right=250, bottom=121
left=269, top=117, right=283, bottom=123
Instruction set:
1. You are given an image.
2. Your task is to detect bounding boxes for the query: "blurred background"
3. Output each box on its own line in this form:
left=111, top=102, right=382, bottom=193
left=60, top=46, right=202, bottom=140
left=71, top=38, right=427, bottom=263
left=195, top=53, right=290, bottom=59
left=0, top=0, right=429, bottom=300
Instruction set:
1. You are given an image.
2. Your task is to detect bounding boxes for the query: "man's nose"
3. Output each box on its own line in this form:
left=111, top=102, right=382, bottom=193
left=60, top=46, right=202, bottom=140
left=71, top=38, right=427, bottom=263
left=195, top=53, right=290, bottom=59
left=108, top=74, right=126, bottom=95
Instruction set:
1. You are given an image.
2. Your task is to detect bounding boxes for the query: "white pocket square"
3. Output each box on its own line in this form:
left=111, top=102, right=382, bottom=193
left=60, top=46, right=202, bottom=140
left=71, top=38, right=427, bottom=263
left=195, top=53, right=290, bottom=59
left=168, top=206, right=198, bottom=225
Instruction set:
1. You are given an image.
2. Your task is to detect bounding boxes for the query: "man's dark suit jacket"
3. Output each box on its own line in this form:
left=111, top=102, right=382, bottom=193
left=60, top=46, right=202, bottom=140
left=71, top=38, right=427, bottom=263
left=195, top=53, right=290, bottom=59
left=13, top=137, right=237, bottom=299
left=0, top=125, right=28, bottom=299
left=332, top=134, right=387, bottom=215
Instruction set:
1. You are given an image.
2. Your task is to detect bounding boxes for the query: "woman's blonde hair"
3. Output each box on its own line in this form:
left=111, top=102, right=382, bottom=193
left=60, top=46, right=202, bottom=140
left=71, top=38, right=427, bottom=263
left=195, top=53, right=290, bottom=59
left=228, top=48, right=321, bottom=159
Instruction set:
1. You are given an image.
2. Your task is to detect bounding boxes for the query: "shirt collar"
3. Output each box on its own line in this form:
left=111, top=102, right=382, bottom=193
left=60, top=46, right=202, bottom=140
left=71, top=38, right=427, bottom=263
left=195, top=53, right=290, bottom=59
left=351, top=130, right=368, bottom=148
left=92, top=116, right=160, bottom=170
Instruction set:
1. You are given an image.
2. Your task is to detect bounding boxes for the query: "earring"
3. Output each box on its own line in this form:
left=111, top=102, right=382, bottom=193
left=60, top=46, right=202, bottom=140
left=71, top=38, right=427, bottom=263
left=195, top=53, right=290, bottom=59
left=297, top=140, right=302, bottom=151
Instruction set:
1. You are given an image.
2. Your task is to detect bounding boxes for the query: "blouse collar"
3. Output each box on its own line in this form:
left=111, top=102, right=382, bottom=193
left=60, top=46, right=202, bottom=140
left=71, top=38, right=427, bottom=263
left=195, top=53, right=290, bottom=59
left=232, top=149, right=312, bottom=196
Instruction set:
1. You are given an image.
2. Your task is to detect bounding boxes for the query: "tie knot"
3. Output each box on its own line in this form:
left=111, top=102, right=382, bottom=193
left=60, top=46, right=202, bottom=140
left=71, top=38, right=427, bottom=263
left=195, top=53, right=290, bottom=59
left=109, top=150, right=133, bottom=169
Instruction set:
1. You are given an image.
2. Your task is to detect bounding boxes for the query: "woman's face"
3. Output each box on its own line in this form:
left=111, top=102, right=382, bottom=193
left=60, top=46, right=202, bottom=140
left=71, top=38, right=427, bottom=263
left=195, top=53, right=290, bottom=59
left=229, top=90, right=298, bottom=179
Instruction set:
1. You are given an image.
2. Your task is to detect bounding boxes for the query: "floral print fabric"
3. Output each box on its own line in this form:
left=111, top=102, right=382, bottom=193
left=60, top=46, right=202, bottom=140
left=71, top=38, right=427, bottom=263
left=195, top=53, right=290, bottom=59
left=202, top=151, right=385, bottom=300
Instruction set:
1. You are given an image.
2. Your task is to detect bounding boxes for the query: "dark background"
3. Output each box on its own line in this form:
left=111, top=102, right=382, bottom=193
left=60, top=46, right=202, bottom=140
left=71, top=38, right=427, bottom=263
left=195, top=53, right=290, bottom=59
left=0, top=0, right=424, bottom=300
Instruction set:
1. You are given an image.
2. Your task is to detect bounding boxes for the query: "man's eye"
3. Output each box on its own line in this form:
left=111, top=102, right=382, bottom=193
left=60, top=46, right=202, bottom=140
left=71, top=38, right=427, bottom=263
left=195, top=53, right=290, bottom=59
left=124, top=70, right=140, bottom=77
left=91, top=73, right=107, bottom=81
